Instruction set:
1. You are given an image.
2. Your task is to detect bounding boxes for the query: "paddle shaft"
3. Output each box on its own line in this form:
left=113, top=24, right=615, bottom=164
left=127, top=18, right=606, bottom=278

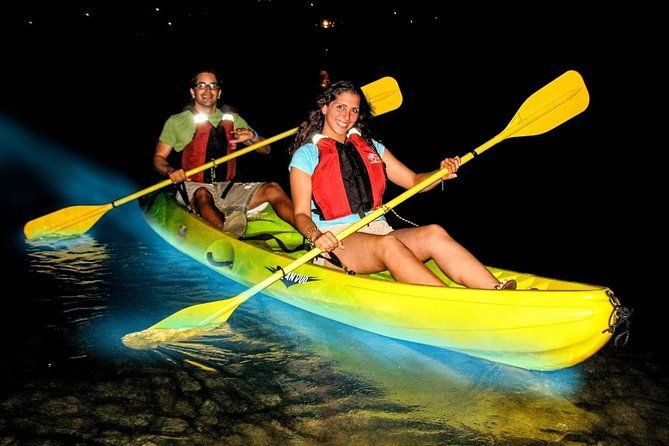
left=113, top=77, right=402, bottom=208
left=23, top=130, right=293, bottom=239
left=112, top=130, right=293, bottom=208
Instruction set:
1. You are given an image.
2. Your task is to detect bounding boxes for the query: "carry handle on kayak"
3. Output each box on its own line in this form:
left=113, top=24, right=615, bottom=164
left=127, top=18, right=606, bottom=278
left=23, top=77, right=403, bottom=240
left=142, top=70, right=589, bottom=331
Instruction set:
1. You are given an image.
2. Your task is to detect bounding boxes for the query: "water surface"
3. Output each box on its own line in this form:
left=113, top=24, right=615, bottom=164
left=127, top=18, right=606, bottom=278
left=1, top=228, right=666, bottom=445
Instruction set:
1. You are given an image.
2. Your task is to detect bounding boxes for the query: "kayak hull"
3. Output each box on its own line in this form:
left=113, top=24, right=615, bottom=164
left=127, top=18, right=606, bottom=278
left=141, top=191, right=618, bottom=371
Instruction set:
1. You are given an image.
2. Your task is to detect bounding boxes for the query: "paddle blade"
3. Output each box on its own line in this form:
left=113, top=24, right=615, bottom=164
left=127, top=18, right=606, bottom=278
left=505, top=70, right=589, bottom=138
left=149, top=296, right=244, bottom=329
left=23, top=203, right=113, bottom=240
left=362, top=76, right=403, bottom=116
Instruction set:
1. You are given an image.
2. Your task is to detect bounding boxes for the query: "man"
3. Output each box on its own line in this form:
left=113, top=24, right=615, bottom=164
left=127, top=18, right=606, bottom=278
left=153, top=69, right=294, bottom=236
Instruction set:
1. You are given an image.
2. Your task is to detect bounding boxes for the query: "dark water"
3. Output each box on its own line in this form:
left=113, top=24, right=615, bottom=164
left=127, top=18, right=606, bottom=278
left=2, top=218, right=669, bottom=445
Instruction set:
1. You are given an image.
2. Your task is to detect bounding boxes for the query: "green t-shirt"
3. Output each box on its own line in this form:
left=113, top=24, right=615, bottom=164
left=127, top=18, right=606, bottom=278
left=159, top=107, right=252, bottom=152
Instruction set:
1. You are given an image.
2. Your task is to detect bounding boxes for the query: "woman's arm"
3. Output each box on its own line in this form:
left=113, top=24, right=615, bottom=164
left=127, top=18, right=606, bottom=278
left=290, top=168, right=321, bottom=241
left=383, top=148, right=459, bottom=192
left=290, top=167, right=339, bottom=252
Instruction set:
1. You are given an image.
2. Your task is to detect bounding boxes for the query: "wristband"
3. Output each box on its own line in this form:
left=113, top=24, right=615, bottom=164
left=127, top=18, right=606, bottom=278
left=305, top=225, right=320, bottom=241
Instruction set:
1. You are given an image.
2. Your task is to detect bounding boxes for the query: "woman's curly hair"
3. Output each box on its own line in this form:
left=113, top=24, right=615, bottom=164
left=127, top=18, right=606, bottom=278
left=289, top=80, right=375, bottom=154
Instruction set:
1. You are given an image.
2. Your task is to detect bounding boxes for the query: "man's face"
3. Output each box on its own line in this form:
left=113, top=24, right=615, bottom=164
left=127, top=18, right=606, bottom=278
left=190, top=72, right=221, bottom=108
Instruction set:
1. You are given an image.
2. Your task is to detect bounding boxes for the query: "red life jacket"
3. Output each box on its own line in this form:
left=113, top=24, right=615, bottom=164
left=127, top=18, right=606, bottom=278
left=181, top=111, right=236, bottom=183
left=311, top=130, right=386, bottom=220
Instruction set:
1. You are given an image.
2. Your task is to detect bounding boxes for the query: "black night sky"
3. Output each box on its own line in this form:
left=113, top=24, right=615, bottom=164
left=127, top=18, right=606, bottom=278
left=1, top=2, right=665, bottom=339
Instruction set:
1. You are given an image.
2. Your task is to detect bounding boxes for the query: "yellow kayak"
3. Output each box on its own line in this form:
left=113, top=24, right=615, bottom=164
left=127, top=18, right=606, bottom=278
left=139, top=190, right=628, bottom=371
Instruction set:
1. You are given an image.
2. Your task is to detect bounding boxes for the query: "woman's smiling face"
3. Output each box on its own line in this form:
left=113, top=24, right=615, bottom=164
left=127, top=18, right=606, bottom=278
left=321, top=91, right=361, bottom=141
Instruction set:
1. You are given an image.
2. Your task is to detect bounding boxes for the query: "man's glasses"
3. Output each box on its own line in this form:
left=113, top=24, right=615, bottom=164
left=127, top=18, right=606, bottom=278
left=194, top=82, right=221, bottom=91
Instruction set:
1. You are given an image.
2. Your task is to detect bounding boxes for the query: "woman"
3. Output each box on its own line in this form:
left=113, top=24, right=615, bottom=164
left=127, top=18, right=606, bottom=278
left=288, top=80, right=515, bottom=289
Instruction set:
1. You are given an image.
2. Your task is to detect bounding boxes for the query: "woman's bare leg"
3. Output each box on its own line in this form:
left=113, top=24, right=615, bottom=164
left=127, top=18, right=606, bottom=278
left=328, top=232, right=445, bottom=286
left=393, top=225, right=499, bottom=289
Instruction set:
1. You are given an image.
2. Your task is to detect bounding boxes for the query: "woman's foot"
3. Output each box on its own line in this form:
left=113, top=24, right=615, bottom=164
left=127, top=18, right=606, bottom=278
left=494, top=279, right=517, bottom=290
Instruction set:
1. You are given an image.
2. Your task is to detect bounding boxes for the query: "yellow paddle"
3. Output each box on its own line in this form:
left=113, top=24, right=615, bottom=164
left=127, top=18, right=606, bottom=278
left=23, top=77, right=403, bottom=240
left=148, top=70, right=589, bottom=330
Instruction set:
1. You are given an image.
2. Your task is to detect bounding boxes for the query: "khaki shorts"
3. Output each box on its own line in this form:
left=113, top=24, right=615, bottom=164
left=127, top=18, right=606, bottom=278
left=312, top=220, right=394, bottom=267
left=177, top=181, right=263, bottom=213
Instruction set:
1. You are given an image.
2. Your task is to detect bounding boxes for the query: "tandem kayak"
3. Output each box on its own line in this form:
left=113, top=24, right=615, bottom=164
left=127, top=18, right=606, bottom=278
left=139, top=190, right=627, bottom=371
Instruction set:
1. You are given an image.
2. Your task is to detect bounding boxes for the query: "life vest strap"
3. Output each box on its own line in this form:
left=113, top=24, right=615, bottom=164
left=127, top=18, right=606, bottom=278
left=240, top=233, right=311, bottom=253
left=220, top=176, right=237, bottom=200
left=175, top=183, right=192, bottom=210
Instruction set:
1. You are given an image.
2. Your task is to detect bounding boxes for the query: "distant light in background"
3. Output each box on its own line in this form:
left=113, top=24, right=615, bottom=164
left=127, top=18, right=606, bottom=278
left=320, top=18, right=334, bottom=29
left=319, top=69, right=330, bottom=88
left=13, top=4, right=450, bottom=43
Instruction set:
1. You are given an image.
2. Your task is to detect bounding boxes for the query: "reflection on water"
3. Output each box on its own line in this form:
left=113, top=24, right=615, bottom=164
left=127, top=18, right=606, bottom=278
left=2, top=234, right=666, bottom=445
left=121, top=325, right=237, bottom=351
left=26, top=235, right=110, bottom=277
left=25, top=235, right=111, bottom=329
left=132, top=300, right=598, bottom=444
